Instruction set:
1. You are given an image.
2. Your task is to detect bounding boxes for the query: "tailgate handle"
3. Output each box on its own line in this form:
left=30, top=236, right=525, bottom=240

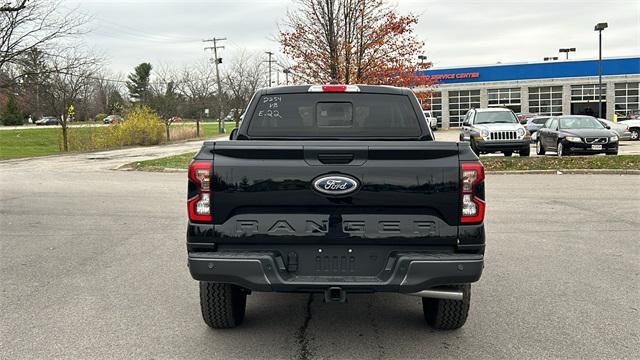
left=317, top=153, right=354, bottom=164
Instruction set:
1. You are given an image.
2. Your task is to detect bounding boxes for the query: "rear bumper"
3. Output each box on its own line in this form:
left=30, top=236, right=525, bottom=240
left=188, top=251, right=483, bottom=293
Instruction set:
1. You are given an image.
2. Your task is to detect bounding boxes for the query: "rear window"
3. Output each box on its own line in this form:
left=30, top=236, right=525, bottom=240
left=247, top=93, right=421, bottom=137
left=532, top=118, right=549, bottom=124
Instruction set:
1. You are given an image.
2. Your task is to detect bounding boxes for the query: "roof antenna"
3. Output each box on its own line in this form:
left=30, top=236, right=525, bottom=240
left=329, top=79, right=339, bottom=85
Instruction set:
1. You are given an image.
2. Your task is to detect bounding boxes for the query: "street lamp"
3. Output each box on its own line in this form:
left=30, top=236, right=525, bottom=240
left=282, top=68, right=291, bottom=85
left=418, top=55, right=427, bottom=66
left=559, top=47, right=576, bottom=60
left=594, top=22, right=608, bottom=118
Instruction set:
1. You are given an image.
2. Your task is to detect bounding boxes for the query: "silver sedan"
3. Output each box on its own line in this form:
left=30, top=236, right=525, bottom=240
left=598, top=119, right=632, bottom=141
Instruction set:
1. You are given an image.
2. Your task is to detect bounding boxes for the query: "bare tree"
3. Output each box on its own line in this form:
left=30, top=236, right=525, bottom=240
left=223, top=50, right=264, bottom=126
left=40, top=50, right=101, bottom=151
left=0, top=0, right=27, bottom=12
left=149, top=64, right=181, bottom=140
left=179, top=60, right=217, bottom=136
left=1, top=0, right=88, bottom=85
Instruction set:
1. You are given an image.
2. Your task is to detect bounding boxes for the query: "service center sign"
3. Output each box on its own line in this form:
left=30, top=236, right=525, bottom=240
left=422, top=72, right=480, bottom=81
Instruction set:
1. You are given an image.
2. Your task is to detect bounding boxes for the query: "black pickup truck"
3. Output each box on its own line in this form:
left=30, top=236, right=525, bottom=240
left=187, top=84, right=486, bottom=330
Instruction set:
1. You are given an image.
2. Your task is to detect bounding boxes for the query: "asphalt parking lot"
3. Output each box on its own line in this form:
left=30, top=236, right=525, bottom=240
left=1, top=151, right=639, bottom=359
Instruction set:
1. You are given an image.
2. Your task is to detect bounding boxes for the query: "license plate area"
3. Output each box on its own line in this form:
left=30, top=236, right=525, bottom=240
left=293, top=246, right=388, bottom=276
left=591, top=145, right=603, bottom=150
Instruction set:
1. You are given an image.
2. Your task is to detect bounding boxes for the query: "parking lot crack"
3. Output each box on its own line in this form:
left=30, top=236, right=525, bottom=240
left=296, top=294, right=315, bottom=360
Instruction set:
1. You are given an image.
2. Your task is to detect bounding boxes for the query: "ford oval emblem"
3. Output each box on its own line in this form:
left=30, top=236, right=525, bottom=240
left=312, top=174, right=360, bottom=196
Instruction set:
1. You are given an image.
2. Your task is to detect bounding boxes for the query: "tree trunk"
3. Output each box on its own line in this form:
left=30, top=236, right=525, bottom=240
left=62, top=124, right=68, bottom=152
left=166, top=124, right=170, bottom=141
left=196, top=116, right=201, bottom=138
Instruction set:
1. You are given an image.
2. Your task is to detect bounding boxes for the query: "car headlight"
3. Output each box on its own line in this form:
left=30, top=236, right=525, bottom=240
left=609, top=136, right=618, bottom=142
left=480, top=129, right=489, bottom=139
left=516, top=128, right=525, bottom=137
left=565, top=136, right=582, bottom=143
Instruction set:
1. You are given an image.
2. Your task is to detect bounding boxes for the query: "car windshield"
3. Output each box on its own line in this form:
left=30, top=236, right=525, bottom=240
left=474, top=111, right=517, bottom=124
left=559, top=117, right=604, bottom=129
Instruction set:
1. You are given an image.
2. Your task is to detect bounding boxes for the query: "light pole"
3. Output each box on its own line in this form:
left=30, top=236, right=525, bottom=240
left=283, top=68, right=291, bottom=85
left=559, top=47, right=576, bottom=60
left=594, top=22, right=607, bottom=118
left=418, top=55, right=427, bottom=67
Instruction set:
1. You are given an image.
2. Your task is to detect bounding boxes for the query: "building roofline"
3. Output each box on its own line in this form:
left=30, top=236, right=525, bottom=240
left=425, top=55, right=640, bottom=71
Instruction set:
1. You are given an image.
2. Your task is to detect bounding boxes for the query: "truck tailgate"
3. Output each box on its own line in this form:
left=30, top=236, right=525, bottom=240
left=210, top=140, right=460, bottom=245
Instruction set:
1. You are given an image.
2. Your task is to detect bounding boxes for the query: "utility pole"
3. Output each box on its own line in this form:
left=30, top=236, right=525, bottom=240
left=283, top=68, right=291, bottom=85
left=204, top=36, right=226, bottom=133
left=264, top=51, right=276, bottom=87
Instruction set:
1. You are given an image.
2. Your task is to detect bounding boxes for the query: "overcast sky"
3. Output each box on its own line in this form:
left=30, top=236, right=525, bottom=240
left=67, top=0, right=639, bottom=74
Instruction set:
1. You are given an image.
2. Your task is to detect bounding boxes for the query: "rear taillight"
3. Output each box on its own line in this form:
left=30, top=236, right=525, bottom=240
left=188, top=161, right=212, bottom=222
left=461, top=162, right=485, bottom=224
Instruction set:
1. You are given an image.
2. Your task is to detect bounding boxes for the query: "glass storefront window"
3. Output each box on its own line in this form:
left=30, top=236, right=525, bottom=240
left=571, top=84, right=606, bottom=102
left=529, top=86, right=563, bottom=115
left=614, top=82, right=640, bottom=118
left=424, top=92, right=443, bottom=128
left=448, top=90, right=480, bottom=127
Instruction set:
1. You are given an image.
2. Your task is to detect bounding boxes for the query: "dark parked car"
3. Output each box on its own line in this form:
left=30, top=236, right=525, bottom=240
left=536, top=115, right=619, bottom=156
left=187, top=84, right=485, bottom=330
left=35, top=116, right=59, bottom=126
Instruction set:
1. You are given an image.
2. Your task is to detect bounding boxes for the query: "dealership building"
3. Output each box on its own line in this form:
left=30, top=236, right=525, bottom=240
left=417, top=56, right=640, bottom=129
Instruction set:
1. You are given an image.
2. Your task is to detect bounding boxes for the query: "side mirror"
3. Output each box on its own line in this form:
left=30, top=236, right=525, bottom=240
left=462, top=121, right=470, bottom=127
left=229, top=128, right=238, bottom=140
left=605, top=125, right=611, bottom=129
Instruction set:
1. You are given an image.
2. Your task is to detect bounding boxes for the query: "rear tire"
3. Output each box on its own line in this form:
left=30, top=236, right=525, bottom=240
left=630, top=128, right=639, bottom=141
left=503, top=151, right=513, bottom=157
left=519, top=146, right=530, bottom=157
left=199, top=282, right=247, bottom=329
left=423, top=284, right=471, bottom=330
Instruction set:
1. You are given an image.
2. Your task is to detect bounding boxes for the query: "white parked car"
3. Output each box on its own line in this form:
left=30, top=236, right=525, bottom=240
left=618, top=119, right=640, bottom=141
left=423, top=110, right=438, bottom=131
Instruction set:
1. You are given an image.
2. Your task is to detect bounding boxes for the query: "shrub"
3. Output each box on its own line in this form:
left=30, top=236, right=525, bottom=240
left=2, top=93, right=23, bottom=126
left=1, top=114, right=23, bottom=126
left=63, top=126, right=103, bottom=152
left=96, top=105, right=165, bottom=148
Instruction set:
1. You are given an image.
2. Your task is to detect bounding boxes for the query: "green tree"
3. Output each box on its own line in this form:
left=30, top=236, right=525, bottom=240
left=127, top=63, right=152, bottom=103
left=1, top=93, right=23, bottom=126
